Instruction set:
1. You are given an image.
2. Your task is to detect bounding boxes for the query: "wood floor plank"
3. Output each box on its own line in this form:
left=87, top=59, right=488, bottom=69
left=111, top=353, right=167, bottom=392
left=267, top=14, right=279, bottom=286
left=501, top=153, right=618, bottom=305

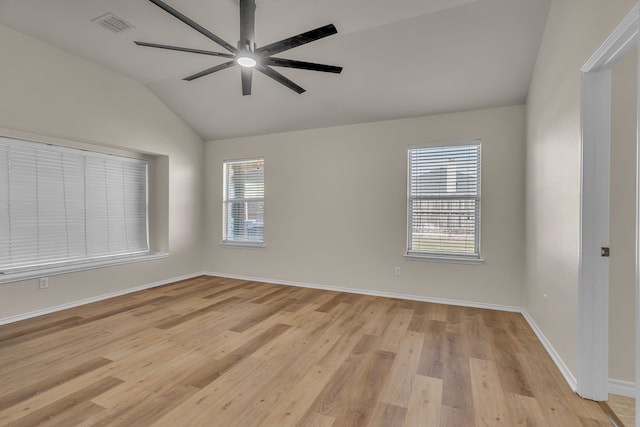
left=228, top=406, right=270, bottom=427
left=300, top=412, right=336, bottom=427
left=147, top=356, right=268, bottom=426
left=0, top=315, right=85, bottom=344
left=463, top=309, right=493, bottom=360
left=488, top=323, right=534, bottom=397
left=229, top=298, right=296, bottom=333
left=257, top=364, right=338, bottom=427
left=0, top=360, right=118, bottom=425
left=196, top=338, right=338, bottom=426
left=516, top=348, right=586, bottom=426
left=155, top=296, right=243, bottom=329
left=404, top=374, right=443, bottom=427
left=606, top=393, right=635, bottom=427
left=379, top=330, right=423, bottom=407
left=334, top=349, right=396, bottom=427
left=469, top=357, right=513, bottom=426
left=87, top=384, right=200, bottom=427
left=366, top=402, right=407, bottom=427
left=441, top=404, right=475, bottom=427
left=578, top=416, right=617, bottom=426
left=0, top=276, right=617, bottom=426
left=248, top=332, right=347, bottom=415
left=441, top=352, right=473, bottom=413
left=0, top=311, right=158, bottom=373
left=46, top=401, right=106, bottom=427
left=378, top=307, right=413, bottom=353
left=507, top=392, right=547, bottom=427
left=0, top=356, right=112, bottom=411
left=3, top=376, right=121, bottom=427
left=358, top=298, right=397, bottom=337
left=301, top=334, right=380, bottom=421
left=416, top=319, right=446, bottom=378
left=185, top=323, right=291, bottom=389
left=315, top=292, right=359, bottom=313
left=196, top=314, right=289, bottom=360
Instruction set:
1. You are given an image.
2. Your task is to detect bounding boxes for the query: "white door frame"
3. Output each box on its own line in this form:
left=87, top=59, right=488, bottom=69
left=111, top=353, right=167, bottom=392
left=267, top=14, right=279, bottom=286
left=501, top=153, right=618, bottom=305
left=578, top=3, right=640, bottom=418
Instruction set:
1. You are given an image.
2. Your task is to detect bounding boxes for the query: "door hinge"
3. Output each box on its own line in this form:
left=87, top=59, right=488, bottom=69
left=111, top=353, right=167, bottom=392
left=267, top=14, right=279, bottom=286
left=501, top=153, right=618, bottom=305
left=601, top=247, right=610, bottom=257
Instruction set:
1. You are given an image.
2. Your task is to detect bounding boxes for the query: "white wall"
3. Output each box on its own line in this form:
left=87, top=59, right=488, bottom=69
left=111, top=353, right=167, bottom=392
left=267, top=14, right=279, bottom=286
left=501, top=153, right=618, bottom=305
left=204, top=105, right=526, bottom=307
left=525, top=0, right=638, bottom=378
left=0, top=25, right=204, bottom=319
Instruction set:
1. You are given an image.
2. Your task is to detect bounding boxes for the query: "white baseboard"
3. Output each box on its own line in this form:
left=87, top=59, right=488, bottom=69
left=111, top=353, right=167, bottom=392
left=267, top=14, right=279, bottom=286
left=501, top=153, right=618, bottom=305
left=0, top=271, right=206, bottom=325
left=608, top=378, right=636, bottom=398
left=520, top=311, right=578, bottom=392
left=202, top=271, right=523, bottom=313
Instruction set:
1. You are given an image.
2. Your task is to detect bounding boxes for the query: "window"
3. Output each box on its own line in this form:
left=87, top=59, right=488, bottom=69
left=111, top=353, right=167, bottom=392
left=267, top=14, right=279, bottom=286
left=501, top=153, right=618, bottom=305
left=407, top=141, right=481, bottom=261
left=0, top=136, right=150, bottom=276
left=223, top=158, right=264, bottom=245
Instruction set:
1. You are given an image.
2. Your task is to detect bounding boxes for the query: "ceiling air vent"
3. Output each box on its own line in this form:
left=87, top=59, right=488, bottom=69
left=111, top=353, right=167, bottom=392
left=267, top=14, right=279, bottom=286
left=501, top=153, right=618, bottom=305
left=91, top=13, right=134, bottom=33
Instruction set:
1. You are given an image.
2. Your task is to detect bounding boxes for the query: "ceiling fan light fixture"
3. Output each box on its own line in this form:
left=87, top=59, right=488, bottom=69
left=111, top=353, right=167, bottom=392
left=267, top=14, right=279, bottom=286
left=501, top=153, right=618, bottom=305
left=136, top=0, right=342, bottom=95
left=237, top=56, right=257, bottom=68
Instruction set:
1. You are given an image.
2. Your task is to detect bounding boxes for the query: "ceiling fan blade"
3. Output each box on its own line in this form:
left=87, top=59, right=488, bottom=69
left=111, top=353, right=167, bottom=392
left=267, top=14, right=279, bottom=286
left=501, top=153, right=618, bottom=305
left=184, top=60, right=237, bottom=81
left=265, top=57, right=342, bottom=74
left=241, top=67, right=253, bottom=96
left=239, top=0, right=256, bottom=51
left=134, top=41, right=235, bottom=58
left=256, top=65, right=305, bottom=94
left=255, top=24, right=338, bottom=56
left=146, top=0, right=236, bottom=53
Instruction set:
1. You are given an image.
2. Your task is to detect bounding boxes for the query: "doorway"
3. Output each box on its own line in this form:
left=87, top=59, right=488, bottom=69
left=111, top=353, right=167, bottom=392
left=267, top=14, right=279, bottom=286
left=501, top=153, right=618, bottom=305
left=578, top=3, right=640, bottom=425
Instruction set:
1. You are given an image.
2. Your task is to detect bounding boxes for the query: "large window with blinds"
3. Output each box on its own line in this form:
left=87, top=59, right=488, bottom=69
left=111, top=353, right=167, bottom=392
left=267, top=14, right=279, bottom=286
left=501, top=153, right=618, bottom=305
left=0, top=136, right=150, bottom=276
left=407, top=141, right=481, bottom=260
left=223, top=158, right=264, bottom=245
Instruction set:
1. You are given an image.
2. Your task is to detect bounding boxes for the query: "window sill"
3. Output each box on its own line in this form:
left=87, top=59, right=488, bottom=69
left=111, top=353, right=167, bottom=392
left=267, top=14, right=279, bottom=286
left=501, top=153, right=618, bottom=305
left=0, top=252, right=169, bottom=284
left=404, top=253, right=484, bottom=265
left=220, top=241, right=266, bottom=249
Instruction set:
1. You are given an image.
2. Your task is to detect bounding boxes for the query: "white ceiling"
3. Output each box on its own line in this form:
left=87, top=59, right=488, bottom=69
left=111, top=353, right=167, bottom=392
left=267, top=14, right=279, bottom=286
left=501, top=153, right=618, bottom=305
left=0, top=0, right=550, bottom=141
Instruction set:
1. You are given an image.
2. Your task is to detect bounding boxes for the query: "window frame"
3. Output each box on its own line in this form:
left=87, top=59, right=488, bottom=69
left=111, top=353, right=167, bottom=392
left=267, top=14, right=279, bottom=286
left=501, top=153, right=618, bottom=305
left=405, top=140, right=483, bottom=264
left=221, top=157, right=265, bottom=248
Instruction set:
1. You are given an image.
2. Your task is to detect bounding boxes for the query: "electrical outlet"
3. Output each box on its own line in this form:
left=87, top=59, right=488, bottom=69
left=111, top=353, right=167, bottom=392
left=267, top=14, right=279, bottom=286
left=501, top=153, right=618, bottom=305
left=39, top=277, right=49, bottom=289
left=543, top=294, right=548, bottom=311
left=394, top=266, right=401, bottom=277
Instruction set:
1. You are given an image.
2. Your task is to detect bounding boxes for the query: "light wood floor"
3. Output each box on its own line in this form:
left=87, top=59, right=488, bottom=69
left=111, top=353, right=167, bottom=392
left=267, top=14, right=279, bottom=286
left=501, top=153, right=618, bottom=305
left=0, top=276, right=614, bottom=426
left=607, top=394, right=635, bottom=426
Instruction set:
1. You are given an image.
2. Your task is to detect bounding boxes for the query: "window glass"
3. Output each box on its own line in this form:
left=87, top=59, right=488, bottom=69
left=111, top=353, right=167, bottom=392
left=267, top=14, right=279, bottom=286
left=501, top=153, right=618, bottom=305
left=223, top=158, right=264, bottom=245
left=408, top=142, right=481, bottom=259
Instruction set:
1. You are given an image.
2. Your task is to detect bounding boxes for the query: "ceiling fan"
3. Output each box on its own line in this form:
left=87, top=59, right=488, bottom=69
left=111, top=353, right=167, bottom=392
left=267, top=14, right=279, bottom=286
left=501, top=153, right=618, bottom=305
left=135, top=0, right=343, bottom=95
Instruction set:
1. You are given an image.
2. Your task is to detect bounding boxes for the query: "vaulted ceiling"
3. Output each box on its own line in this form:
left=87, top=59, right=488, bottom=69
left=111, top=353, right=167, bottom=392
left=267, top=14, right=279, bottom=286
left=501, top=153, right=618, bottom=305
left=0, top=0, right=550, bottom=140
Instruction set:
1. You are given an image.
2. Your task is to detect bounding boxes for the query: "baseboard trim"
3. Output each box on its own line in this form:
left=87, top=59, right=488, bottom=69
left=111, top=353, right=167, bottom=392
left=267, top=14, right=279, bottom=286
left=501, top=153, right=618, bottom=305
left=203, top=271, right=523, bottom=313
left=0, top=271, right=206, bottom=325
left=608, top=378, right=636, bottom=398
left=520, top=311, right=578, bottom=392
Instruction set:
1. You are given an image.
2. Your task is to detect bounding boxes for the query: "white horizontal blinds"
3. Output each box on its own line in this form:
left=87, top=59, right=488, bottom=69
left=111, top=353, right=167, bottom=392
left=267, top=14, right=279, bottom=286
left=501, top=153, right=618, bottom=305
left=408, top=142, right=480, bottom=258
left=85, top=157, right=148, bottom=257
left=0, top=137, right=149, bottom=273
left=223, top=158, right=264, bottom=243
left=0, top=144, right=11, bottom=265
